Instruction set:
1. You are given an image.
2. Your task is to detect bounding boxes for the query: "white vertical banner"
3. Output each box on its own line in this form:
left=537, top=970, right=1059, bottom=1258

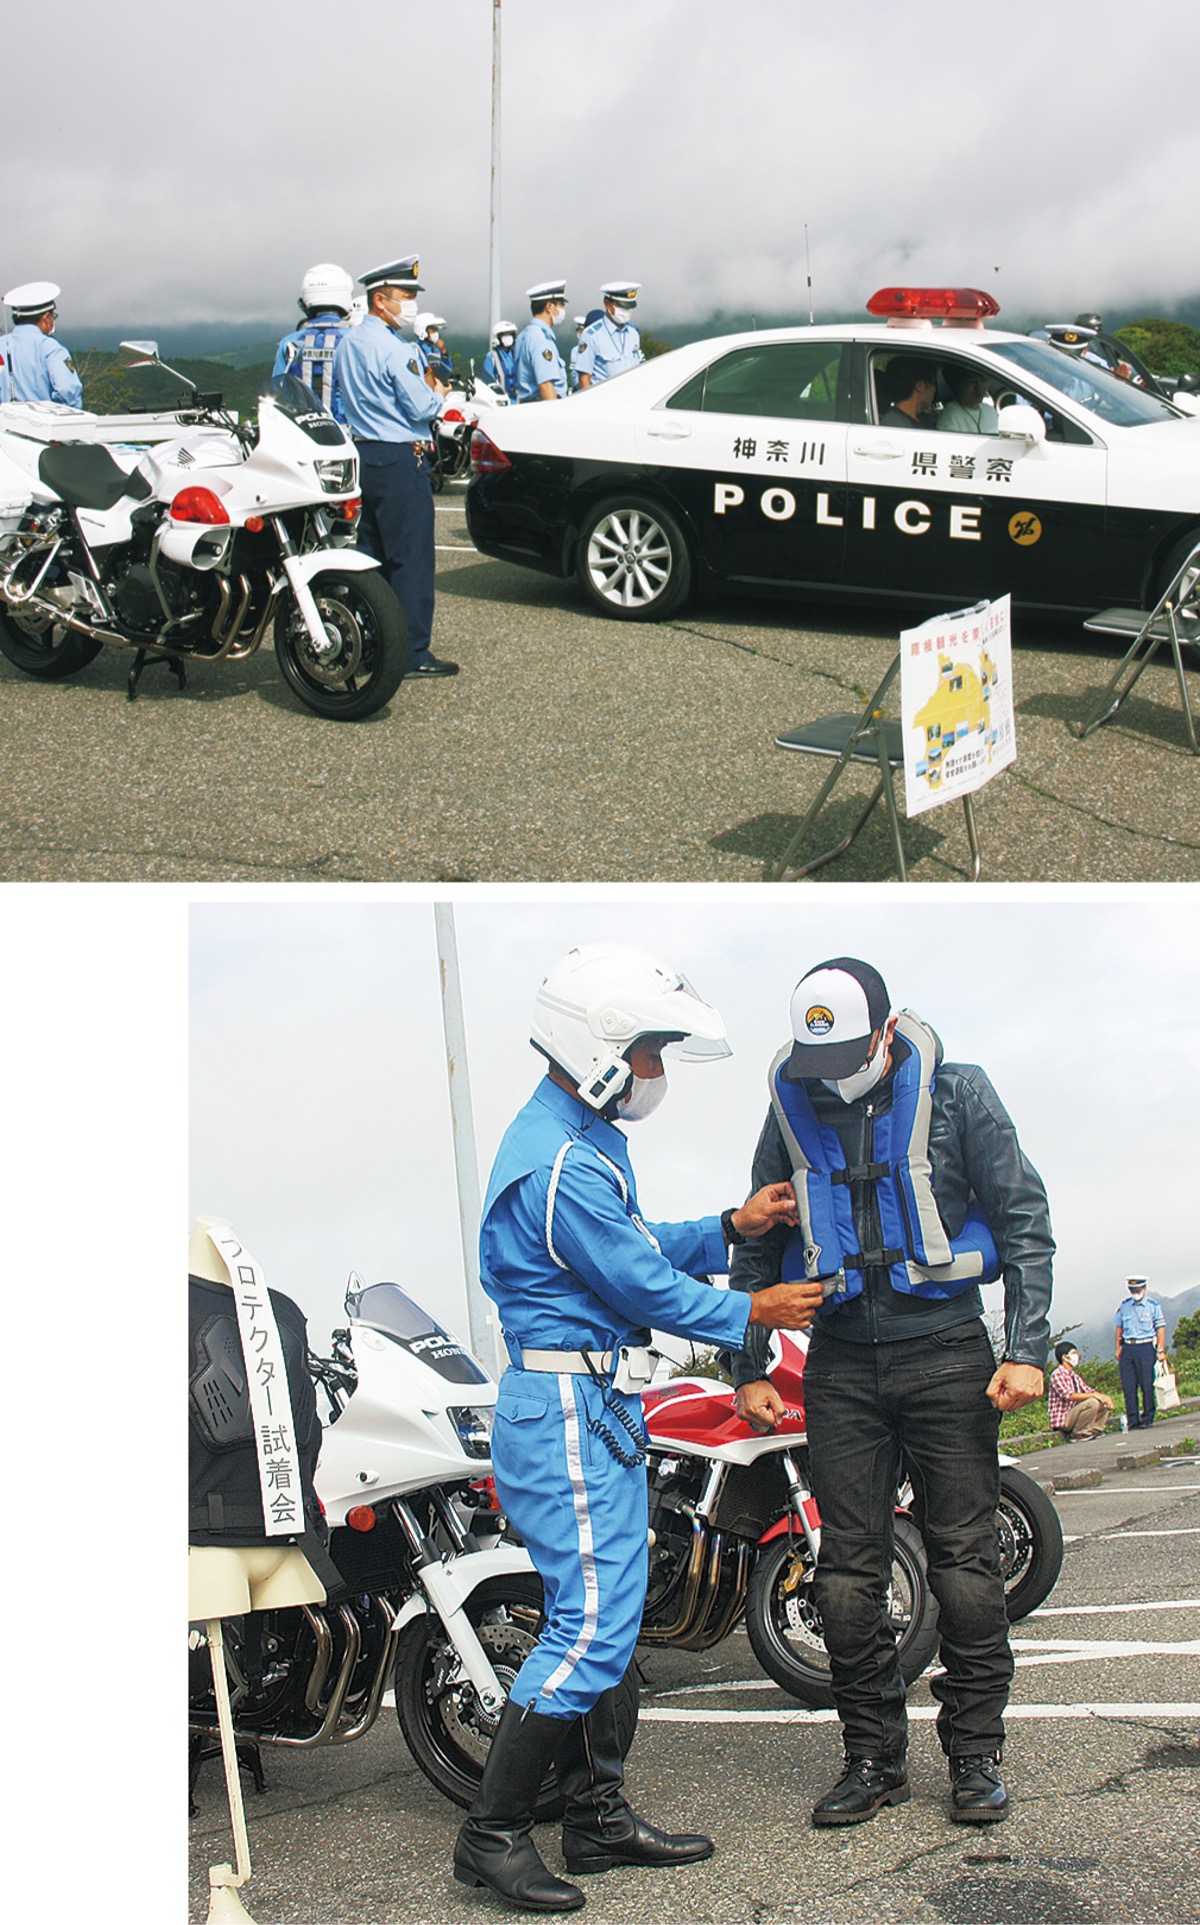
left=900, top=595, right=1016, bottom=818
left=214, top=1229, right=302, bottom=1538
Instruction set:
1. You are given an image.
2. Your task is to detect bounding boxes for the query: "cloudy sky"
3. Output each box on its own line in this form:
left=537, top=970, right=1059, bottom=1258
left=179, top=891, right=1200, bottom=1367
left=6, top=0, right=1198, bottom=337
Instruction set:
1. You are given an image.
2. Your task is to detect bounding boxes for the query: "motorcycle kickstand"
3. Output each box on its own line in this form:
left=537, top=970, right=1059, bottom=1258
left=128, top=647, right=187, bottom=701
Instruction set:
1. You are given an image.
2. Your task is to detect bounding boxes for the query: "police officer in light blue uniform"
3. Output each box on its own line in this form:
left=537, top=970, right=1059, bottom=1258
left=452, top=942, right=823, bottom=1914
left=481, top=319, right=518, bottom=399
left=272, top=263, right=354, bottom=424
left=334, top=255, right=458, bottom=678
left=512, top=279, right=569, bottom=402
left=577, top=283, right=644, bottom=389
left=1, top=282, right=83, bottom=407
left=1114, top=1276, right=1167, bottom=1429
left=569, top=311, right=601, bottom=392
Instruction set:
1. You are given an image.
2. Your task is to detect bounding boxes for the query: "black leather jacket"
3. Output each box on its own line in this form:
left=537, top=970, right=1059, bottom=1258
left=729, top=1033, right=1054, bottom=1381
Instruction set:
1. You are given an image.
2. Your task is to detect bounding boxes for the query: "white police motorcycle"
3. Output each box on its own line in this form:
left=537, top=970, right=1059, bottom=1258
left=189, top=1275, right=639, bottom=1815
left=0, top=348, right=407, bottom=719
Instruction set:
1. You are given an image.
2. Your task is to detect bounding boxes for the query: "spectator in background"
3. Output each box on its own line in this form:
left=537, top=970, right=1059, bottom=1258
left=1048, top=1341, right=1112, bottom=1441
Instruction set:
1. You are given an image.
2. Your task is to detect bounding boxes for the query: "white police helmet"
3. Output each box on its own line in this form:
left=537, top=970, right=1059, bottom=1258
left=532, top=942, right=730, bottom=1111
left=412, top=311, right=437, bottom=337
left=493, top=320, right=517, bottom=345
left=299, top=263, right=353, bottom=315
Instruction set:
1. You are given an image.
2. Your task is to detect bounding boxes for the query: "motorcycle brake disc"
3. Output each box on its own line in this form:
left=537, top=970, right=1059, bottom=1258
left=434, top=1619, right=540, bottom=1765
left=291, top=595, right=364, bottom=688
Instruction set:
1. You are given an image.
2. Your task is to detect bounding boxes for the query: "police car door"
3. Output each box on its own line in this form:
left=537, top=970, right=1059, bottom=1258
left=636, top=340, right=851, bottom=591
left=846, top=345, right=1110, bottom=609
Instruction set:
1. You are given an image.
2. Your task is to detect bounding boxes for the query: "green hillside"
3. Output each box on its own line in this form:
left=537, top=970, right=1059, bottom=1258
left=75, top=348, right=273, bottom=418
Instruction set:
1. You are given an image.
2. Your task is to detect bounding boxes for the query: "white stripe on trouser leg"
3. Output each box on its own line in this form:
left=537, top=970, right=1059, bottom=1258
left=542, top=1376, right=600, bottom=1699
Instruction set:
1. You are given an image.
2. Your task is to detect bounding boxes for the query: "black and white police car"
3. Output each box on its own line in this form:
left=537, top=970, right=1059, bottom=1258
left=465, top=287, right=1199, bottom=628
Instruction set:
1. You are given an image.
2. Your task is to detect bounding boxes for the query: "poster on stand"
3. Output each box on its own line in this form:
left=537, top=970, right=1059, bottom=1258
left=900, top=595, right=1016, bottom=818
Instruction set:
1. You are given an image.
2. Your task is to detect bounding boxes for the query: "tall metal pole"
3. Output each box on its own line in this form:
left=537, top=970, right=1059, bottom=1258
left=488, top=0, right=502, bottom=342
left=434, top=903, right=503, bottom=1376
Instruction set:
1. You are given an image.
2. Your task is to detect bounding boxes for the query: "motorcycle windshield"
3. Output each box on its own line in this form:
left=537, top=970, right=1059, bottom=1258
left=267, top=372, right=348, bottom=446
left=346, top=1281, right=490, bottom=1386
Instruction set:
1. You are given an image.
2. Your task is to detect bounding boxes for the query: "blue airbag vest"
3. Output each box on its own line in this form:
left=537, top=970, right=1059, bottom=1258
left=770, top=1011, right=1000, bottom=1305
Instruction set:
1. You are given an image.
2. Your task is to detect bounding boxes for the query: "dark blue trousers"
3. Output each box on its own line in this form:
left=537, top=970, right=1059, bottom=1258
left=803, top=1319, right=1012, bottom=1761
left=1118, top=1344, right=1157, bottom=1427
left=354, top=439, right=435, bottom=667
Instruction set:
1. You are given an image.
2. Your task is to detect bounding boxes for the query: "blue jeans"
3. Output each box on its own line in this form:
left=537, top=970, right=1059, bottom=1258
left=1118, top=1344, right=1157, bottom=1426
left=803, top=1319, right=1012, bottom=1760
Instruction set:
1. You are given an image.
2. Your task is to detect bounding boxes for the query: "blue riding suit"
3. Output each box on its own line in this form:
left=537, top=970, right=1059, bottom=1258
left=334, top=314, right=443, bottom=669
left=481, top=343, right=517, bottom=400
left=480, top=1075, right=752, bottom=1719
left=512, top=318, right=567, bottom=401
left=580, top=314, right=643, bottom=386
left=273, top=312, right=348, bottom=423
left=1, top=323, right=83, bottom=406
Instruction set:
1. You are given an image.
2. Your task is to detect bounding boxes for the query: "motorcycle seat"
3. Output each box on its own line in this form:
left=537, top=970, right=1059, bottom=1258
left=37, top=443, right=154, bottom=512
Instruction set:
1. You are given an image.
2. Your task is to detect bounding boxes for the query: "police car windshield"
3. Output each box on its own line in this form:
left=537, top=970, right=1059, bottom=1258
left=267, top=371, right=347, bottom=443
left=989, top=341, right=1178, bottom=427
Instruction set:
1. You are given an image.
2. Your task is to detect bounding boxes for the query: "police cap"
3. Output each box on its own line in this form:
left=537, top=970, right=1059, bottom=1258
left=601, top=281, right=641, bottom=308
left=4, top=280, right=60, bottom=319
left=526, top=279, right=567, bottom=308
left=360, top=255, right=424, bottom=294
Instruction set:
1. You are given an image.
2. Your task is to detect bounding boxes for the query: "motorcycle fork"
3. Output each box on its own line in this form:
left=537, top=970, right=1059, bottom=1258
left=271, top=517, right=337, bottom=659
left=388, top=1496, right=507, bottom=1717
left=779, top=1450, right=822, bottom=1558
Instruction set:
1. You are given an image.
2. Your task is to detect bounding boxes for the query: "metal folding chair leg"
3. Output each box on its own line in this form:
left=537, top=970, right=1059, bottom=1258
left=1075, top=542, right=1199, bottom=755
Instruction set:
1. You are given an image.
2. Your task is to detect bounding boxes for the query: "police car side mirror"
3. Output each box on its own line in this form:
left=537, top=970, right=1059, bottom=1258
left=995, top=404, right=1047, bottom=445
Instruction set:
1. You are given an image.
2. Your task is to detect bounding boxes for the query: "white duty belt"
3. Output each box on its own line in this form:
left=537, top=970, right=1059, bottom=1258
left=519, top=1345, right=659, bottom=1390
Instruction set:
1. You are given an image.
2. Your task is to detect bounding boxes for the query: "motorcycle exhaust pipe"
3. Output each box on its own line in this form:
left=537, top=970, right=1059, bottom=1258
left=0, top=581, right=128, bottom=649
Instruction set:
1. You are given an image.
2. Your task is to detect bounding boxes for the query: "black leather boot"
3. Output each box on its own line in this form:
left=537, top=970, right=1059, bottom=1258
left=559, top=1689, right=714, bottom=1874
left=453, top=1699, right=585, bottom=1912
left=811, top=1754, right=910, bottom=1827
left=949, top=1752, right=1009, bottom=1823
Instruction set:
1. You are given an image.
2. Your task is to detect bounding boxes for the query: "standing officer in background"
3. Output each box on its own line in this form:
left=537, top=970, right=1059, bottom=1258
left=273, top=263, right=354, bottom=423
left=512, top=281, right=569, bottom=401
left=730, top=958, right=1053, bottom=1830
left=577, top=284, right=644, bottom=390
left=568, top=314, right=590, bottom=392
left=414, top=314, right=454, bottom=382
left=482, top=320, right=518, bottom=399
left=1114, top=1277, right=1167, bottom=1429
left=334, top=256, right=458, bottom=679
left=453, top=943, right=825, bottom=1914
left=1, top=282, right=83, bottom=407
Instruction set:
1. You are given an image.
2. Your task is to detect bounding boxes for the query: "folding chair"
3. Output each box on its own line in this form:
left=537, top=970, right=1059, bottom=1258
left=1074, top=539, right=1198, bottom=756
left=767, top=653, right=981, bottom=883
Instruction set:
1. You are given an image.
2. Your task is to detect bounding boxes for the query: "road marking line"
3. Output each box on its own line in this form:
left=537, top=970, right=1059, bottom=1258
left=1097, top=1528, right=1200, bottom=1538
left=1009, top=1639, right=1199, bottom=1654
left=639, top=1703, right=1200, bottom=1725
left=1031, top=1598, right=1200, bottom=1616
left=1055, top=1486, right=1200, bottom=1494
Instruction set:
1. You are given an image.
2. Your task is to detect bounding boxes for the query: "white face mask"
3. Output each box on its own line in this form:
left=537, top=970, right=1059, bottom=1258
left=609, top=306, right=634, bottom=327
left=821, top=1034, right=890, bottom=1104
left=617, top=1073, right=667, bottom=1124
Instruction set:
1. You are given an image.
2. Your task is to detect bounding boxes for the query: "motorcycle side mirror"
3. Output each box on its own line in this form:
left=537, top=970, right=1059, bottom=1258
left=345, top=1269, right=365, bottom=1313
left=119, top=339, right=161, bottom=367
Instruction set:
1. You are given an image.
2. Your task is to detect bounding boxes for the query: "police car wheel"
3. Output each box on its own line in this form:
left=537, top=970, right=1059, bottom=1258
left=273, top=569, right=408, bottom=720
left=745, top=1516, right=938, bottom=1709
left=393, top=1572, right=639, bottom=1817
left=0, top=606, right=104, bottom=680
left=576, top=495, right=692, bottom=622
left=1155, top=530, right=1200, bottom=651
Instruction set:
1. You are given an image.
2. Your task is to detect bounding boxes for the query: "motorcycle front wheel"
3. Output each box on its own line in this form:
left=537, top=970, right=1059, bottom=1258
left=0, top=605, right=103, bottom=679
left=273, top=569, right=408, bottom=720
left=393, top=1573, right=639, bottom=1819
left=745, top=1516, right=938, bottom=1710
left=998, top=1465, right=1064, bottom=1620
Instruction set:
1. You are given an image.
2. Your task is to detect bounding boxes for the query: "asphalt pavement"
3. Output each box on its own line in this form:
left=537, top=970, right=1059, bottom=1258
left=186, top=1407, right=1200, bottom=1925
left=2, top=488, right=1197, bottom=881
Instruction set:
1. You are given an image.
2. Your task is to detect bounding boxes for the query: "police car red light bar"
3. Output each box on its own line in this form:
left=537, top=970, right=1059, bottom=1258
left=170, top=485, right=230, bottom=524
left=866, top=287, right=1001, bottom=322
left=470, top=429, right=511, bottom=475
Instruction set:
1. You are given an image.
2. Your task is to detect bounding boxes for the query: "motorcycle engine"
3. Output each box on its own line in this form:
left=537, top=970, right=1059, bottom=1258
left=111, top=563, right=163, bottom=630
left=645, top=1451, right=709, bottom=1615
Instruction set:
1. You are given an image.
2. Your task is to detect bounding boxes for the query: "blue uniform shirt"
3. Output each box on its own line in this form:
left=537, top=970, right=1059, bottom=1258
left=569, top=337, right=591, bottom=391
left=273, top=312, right=348, bottom=423
left=581, top=314, right=643, bottom=386
left=482, top=344, right=517, bottom=399
left=1114, top=1295, right=1165, bottom=1342
left=333, top=314, right=443, bottom=443
left=480, top=1075, right=752, bottom=1363
left=512, top=318, right=567, bottom=401
left=1, top=323, right=83, bottom=407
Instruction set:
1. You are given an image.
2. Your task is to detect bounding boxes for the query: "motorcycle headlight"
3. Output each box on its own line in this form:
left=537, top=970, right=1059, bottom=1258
left=449, top=1405, right=494, bottom=1459
left=315, top=458, right=356, bottom=494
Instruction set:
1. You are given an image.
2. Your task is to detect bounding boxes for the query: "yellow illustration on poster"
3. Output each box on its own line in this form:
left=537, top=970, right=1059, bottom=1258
left=901, top=596, right=1016, bottom=819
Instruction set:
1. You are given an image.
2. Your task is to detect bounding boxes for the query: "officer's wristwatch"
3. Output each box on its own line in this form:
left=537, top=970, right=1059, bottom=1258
left=721, top=1208, right=748, bottom=1247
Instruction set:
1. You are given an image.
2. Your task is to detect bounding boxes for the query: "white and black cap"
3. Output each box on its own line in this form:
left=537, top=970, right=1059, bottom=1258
left=602, top=281, right=641, bottom=308
left=782, top=957, right=892, bottom=1081
left=360, top=255, right=424, bottom=294
left=526, top=279, right=567, bottom=307
left=1127, top=1276, right=1148, bottom=1291
left=4, top=280, right=60, bottom=319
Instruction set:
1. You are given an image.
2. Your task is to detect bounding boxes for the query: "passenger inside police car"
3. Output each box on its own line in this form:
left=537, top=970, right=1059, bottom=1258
left=937, top=364, right=1000, bottom=434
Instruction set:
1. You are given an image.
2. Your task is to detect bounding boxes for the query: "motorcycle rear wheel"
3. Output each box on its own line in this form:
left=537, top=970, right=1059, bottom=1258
left=393, top=1572, right=639, bottom=1818
left=273, top=568, right=407, bottom=720
left=998, top=1465, right=1064, bottom=1621
left=0, top=605, right=103, bottom=679
left=745, top=1516, right=938, bottom=1710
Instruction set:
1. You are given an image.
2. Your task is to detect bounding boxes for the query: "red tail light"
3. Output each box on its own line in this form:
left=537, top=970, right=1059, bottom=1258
left=470, top=429, right=511, bottom=475
left=866, top=287, right=1001, bottom=323
left=170, top=485, right=230, bottom=524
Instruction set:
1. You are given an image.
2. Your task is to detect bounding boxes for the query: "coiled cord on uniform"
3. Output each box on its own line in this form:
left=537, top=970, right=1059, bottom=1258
left=580, top=1349, right=648, bottom=1468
